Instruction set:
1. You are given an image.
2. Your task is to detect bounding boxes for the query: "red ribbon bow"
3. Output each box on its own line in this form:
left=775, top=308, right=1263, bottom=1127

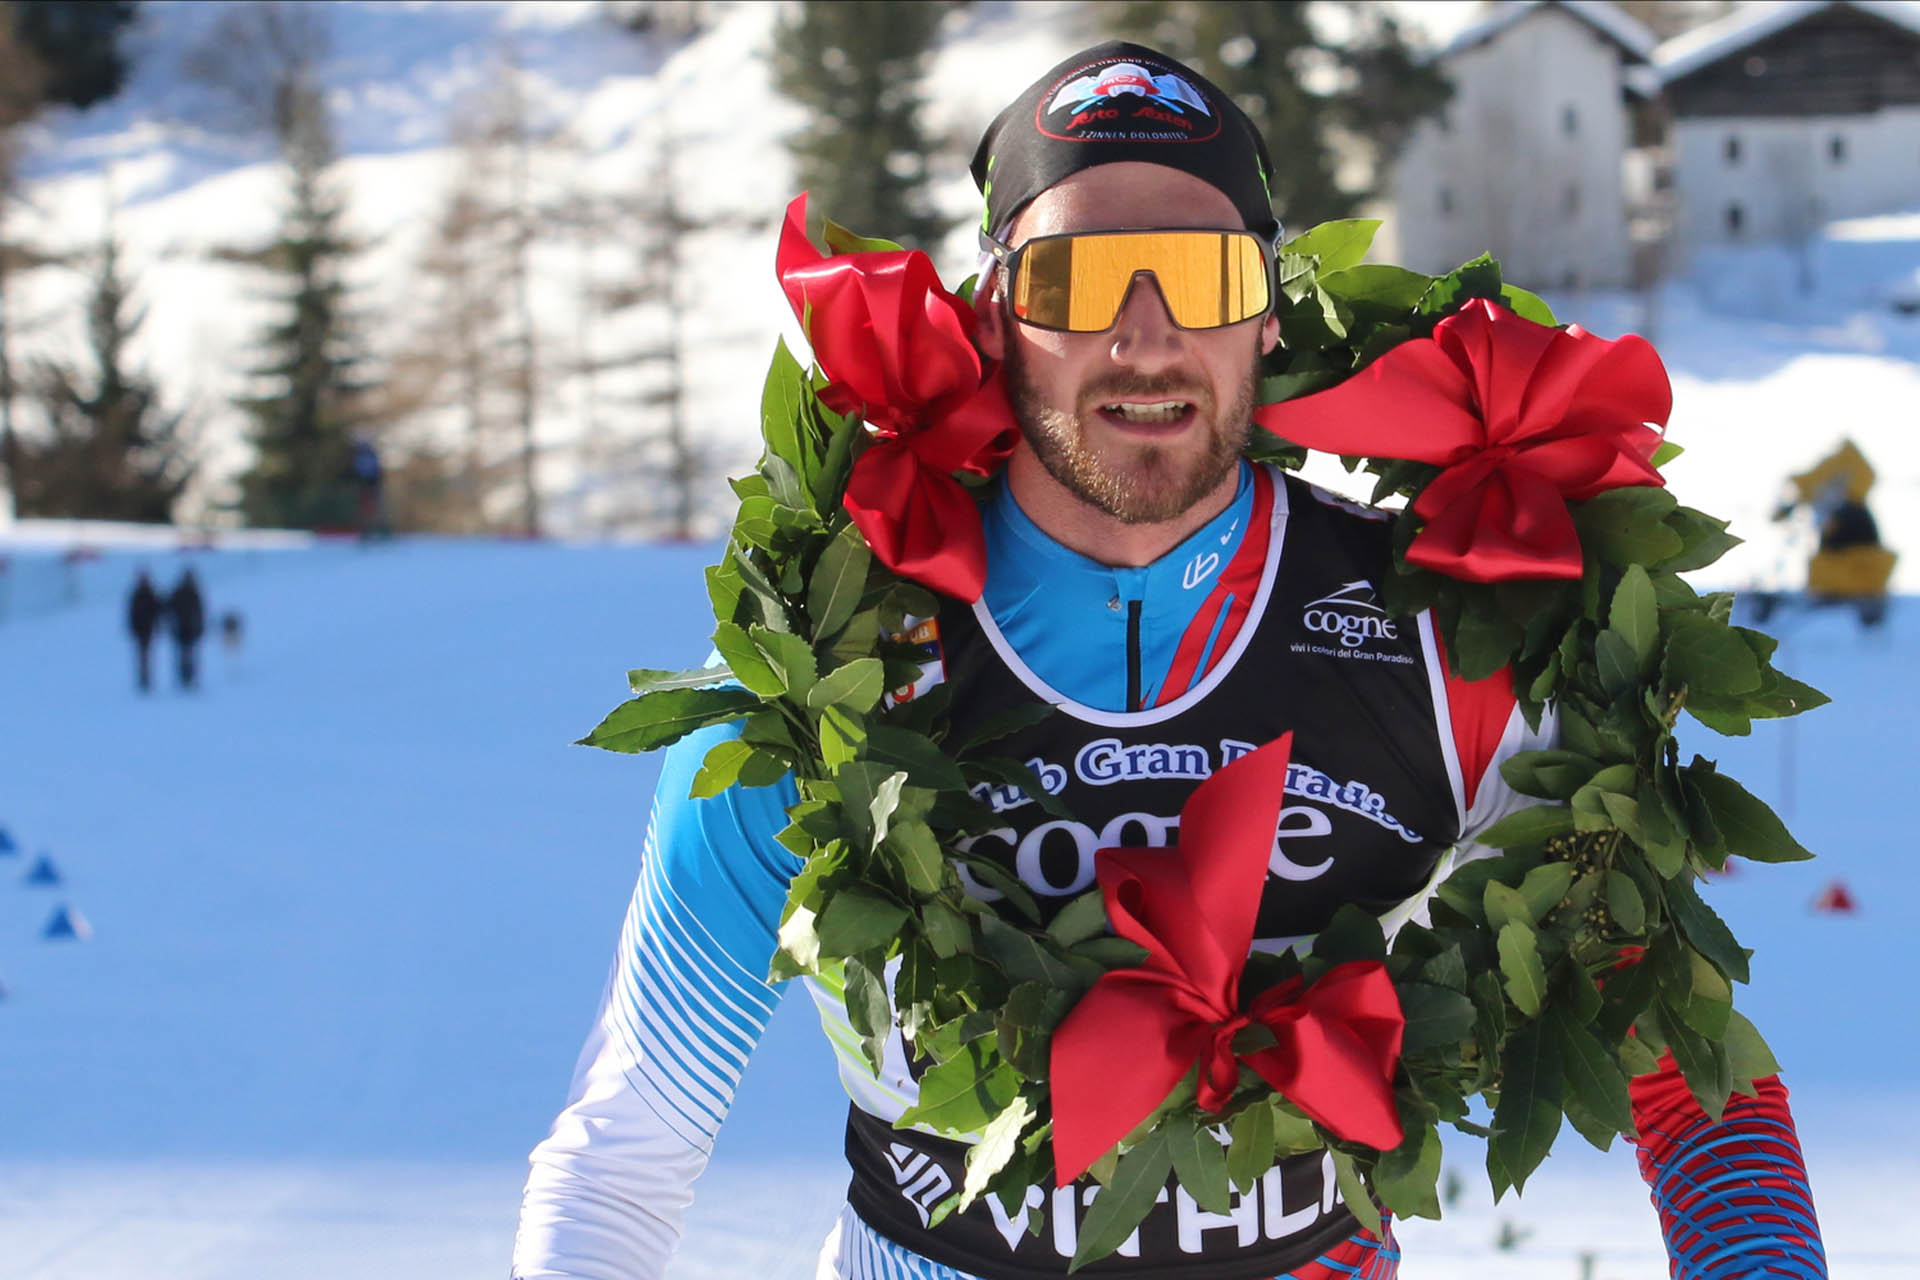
left=1049, top=734, right=1406, bottom=1186
left=1253, top=298, right=1672, bottom=582
left=775, top=194, right=1018, bottom=602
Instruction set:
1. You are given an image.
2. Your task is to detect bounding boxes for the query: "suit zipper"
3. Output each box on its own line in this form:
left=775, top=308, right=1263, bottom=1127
left=1126, top=599, right=1143, bottom=712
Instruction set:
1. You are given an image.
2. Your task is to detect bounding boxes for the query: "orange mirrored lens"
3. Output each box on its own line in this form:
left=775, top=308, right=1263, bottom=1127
left=1011, top=231, right=1269, bottom=331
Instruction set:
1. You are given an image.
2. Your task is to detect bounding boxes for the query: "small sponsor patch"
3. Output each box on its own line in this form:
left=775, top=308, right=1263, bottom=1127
left=886, top=616, right=946, bottom=706
left=1037, top=54, right=1221, bottom=143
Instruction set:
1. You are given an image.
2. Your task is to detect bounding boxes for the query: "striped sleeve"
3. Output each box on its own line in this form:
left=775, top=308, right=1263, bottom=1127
left=513, top=721, right=802, bottom=1280
left=1631, top=1054, right=1827, bottom=1278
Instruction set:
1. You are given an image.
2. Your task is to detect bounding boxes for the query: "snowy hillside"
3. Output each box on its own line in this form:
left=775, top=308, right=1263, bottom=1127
left=0, top=522, right=1915, bottom=1276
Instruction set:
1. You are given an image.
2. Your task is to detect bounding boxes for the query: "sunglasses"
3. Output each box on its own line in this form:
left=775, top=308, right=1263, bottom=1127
left=980, top=227, right=1274, bottom=333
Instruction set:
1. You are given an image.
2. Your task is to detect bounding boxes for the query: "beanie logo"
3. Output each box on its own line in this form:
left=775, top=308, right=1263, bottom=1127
left=1038, top=57, right=1220, bottom=144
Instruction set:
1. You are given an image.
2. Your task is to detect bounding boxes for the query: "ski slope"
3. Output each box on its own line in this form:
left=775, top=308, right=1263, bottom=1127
left=0, top=519, right=1914, bottom=1278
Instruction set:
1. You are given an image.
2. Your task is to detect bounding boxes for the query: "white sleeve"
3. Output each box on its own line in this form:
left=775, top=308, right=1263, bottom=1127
left=513, top=724, right=802, bottom=1279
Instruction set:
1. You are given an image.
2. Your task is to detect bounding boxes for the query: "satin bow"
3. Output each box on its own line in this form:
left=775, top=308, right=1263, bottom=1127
left=775, top=194, right=1017, bottom=602
left=1254, top=298, right=1672, bottom=582
left=1049, top=734, right=1406, bottom=1185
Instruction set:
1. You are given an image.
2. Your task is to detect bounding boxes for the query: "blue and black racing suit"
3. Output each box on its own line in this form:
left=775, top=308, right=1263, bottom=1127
left=513, top=462, right=1826, bottom=1280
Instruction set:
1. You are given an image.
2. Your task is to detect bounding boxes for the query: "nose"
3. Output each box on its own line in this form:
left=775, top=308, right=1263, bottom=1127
left=1107, top=272, right=1187, bottom=372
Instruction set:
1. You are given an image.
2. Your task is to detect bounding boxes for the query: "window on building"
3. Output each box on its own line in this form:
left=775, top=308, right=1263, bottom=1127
left=1725, top=135, right=1742, bottom=165
left=1830, top=134, right=1847, bottom=163
left=1562, top=104, right=1578, bottom=137
left=1439, top=186, right=1454, bottom=217
left=1727, top=203, right=1745, bottom=235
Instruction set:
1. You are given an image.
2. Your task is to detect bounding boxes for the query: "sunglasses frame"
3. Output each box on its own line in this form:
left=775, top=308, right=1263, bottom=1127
left=979, top=226, right=1280, bottom=334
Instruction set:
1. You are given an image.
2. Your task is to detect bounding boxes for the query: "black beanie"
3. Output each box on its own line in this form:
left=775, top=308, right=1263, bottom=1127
left=970, top=41, right=1279, bottom=244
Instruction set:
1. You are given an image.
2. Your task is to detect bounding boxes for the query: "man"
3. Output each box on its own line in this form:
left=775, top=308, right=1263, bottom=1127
left=515, top=43, right=1825, bottom=1280
left=127, top=568, right=163, bottom=693
left=168, top=567, right=205, bottom=691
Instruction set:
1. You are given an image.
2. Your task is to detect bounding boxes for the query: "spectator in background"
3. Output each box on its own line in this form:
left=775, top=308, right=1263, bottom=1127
left=351, top=431, right=387, bottom=542
left=168, top=569, right=205, bottom=691
left=127, top=569, right=163, bottom=693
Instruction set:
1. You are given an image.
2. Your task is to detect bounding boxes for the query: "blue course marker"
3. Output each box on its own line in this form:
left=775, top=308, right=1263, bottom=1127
left=42, top=905, right=89, bottom=941
left=24, top=856, right=60, bottom=887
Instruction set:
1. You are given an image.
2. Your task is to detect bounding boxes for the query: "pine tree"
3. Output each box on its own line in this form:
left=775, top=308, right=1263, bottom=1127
left=9, top=0, right=136, bottom=110
left=190, top=3, right=372, bottom=530
left=772, top=1, right=947, bottom=248
left=1109, top=2, right=1451, bottom=230
left=231, top=83, right=372, bottom=529
left=14, top=228, right=193, bottom=521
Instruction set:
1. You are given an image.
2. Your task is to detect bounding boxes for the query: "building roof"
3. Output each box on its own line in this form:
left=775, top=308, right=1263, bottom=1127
left=1656, top=1, right=1920, bottom=85
left=1439, top=0, right=1660, bottom=64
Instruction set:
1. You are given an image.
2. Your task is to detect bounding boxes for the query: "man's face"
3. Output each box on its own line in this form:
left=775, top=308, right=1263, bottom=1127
left=978, top=163, right=1280, bottom=526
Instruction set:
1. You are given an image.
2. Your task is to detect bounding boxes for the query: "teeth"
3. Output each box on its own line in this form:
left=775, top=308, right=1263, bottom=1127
left=1103, top=401, right=1189, bottom=423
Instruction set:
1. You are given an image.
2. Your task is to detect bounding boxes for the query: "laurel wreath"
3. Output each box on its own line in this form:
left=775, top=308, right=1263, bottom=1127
left=582, top=217, right=1824, bottom=1270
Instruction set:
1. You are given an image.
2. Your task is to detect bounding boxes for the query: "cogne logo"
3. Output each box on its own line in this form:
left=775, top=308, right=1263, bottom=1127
left=1301, top=580, right=1398, bottom=648
left=1037, top=57, right=1221, bottom=142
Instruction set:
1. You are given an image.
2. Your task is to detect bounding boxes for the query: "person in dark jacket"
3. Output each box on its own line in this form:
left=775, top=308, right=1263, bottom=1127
left=127, top=570, right=164, bottom=692
left=168, top=568, right=206, bottom=691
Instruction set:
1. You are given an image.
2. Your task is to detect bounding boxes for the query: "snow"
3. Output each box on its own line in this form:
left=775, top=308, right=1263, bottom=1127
left=1437, top=1, right=1659, bottom=65
left=4, top=3, right=1920, bottom=1276
left=1655, top=1, right=1920, bottom=84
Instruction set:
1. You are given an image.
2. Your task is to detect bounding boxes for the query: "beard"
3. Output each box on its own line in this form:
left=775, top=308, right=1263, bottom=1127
left=1002, top=333, right=1257, bottom=526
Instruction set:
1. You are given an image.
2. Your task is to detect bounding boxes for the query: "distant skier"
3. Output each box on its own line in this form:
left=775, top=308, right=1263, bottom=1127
left=168, top=568, right=206, bottom=691
left=127, top=569, right=163, bottom=693
left=350, top=432, right=388, bottom=542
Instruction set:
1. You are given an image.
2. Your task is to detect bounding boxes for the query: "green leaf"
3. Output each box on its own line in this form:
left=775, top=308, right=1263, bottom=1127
left=1328, top=1148, right=1383, bottom=1237
left=1687, top=770, right=1812, bottom=864
left=815, top=886, right=908, bottom=957
left=711, top=621, right=782, bottom=697
left=843, top=954, right=892, bottom=1073
left=822, top=218, right=904, bottom=255
left=979, top=914, right=1081, bottom=989
left=954, top=701, right=1058, bottom=756
left=897, top=1041, right=1019, bottom=1135
left=1573, top=488, right=1683, bottom=566
left=1606, top=870, right=1646, bottom=934
left=807, top=525, right=870, bottom=643
left=1074, top=1128, right=1175, bottom=1269
left=1167, top=1113, right=1233, bottom=1216
left=1724, top=1008, right=1782, bottom=1086
left=1659, top=507, right=1741, bottom=573
left=691, top=738, right=756, bottom=798
left=887, top=818, right=948, bottom=897
left=752, top=625, right=817, bottom=699
left=1484, top=881, right=1533, bottom=933
left=1519, top=862, right=1575, bottom=922
left=819, top=704, right=864, bottom=770
left=1498, top=921, right=1549, bottom=1016
left=1476, top=804, right=1574, bottom=848
left=1498, top=284, right=1557, bottom=326
left=1281, top=218, right=1381, bottom=272
left=923, top=900, right=973, bottom=958
left=1660, top=1001, right=1732, bottom=1120
left=627, top=665, right=732, bottom=694
left=1318, top=264, right=1433, bottom=316
left=1610, top=564, right=1659, bottom=669
left=1664, top=875, right=1750, bottom=984
left=1666, top=614, right=1762, bottom=697
left=1398, top=982, right=1479, bottom=1054
left=960, top=1096, right=1036, bottom=1210
left=864, top=725, right=972, bottom=792
left=806, top=657, right=886, bottom=714
left=1501, top=749, right=1601, bottom=801
left=760, top=337, right=808, bottom=479
left=1682, top=947, right=1733, bottom=1039
left=1226, top=1100, right=1276, bottom=1194
left=1492, top=1018, right=1563, bottom=1192
left=1373, top=1121, right=1443, bottom=1220
left=579, top=688, right=759, bottom=754
left=1593, top=629, right=1640, bottom=699
left=774, top=904, right=821, bottom=977
left=1047, top=889, right=1111, bottom=949
left=867, top=771, right=908, bottom=850
left=1549, top=1007, right=1635, bottom=1136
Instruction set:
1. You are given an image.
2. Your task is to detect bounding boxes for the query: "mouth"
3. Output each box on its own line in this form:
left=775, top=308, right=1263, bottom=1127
left=1094, top=398, right=1197, bottom=432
